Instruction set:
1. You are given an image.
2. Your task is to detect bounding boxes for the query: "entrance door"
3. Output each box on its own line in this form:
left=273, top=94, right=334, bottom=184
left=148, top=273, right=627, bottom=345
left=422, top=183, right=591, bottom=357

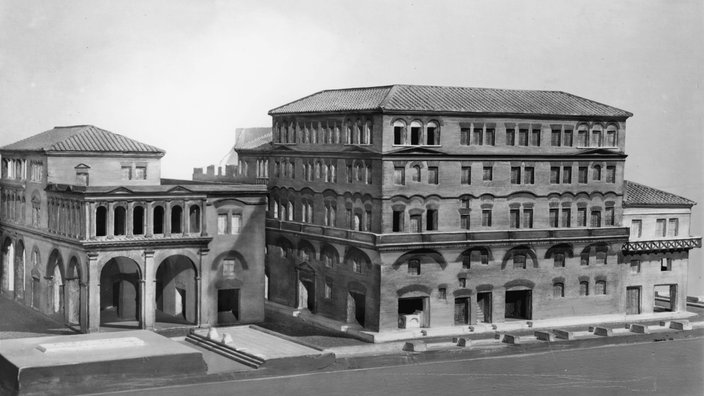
left=477, top=292, right=492, bottom=323
left=505, top=290, right=532, bottom=320
left=349, top=292, right=366, bottom=327
left=217, top=288, right=240, bottom=323
left=454, top=297, right=469, bottom=325
left=626, top=286, right=641, bottom=315
left=398, top=297, right=428, bottom=328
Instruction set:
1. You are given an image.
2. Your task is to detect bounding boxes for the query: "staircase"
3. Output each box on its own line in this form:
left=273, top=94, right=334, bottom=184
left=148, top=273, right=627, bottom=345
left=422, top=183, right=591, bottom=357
left=185, top=331, right=265, bottom=369
left=476, top=304, right=485, bottom=323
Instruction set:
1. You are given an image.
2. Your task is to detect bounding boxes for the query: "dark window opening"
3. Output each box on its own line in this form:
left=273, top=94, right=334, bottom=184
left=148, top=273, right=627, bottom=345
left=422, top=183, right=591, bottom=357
left=171, top=205, right=183, bottom=233
left=114, top=206, right=126, bottom=236
left=96, top=206, right=107, bottom=236
left=133, top=206, right=145, bottom=235
left=153, top=206, right=164, bottom=234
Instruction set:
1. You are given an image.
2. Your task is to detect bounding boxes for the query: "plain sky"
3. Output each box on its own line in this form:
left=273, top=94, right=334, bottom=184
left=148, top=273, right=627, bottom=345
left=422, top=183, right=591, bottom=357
left=1, top=0, right=702, bottom=293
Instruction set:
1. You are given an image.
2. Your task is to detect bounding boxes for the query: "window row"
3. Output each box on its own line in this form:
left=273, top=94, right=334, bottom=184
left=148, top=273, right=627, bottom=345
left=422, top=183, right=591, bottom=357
left=94, top=202, right=202, bottom=238
left=630, top=218, right=680, bottom=239
left=1, top=158, right=27, bottom=181
left=392, top=120, right=441, bottom=146
left=461, top=123, right=619, bottom=148
left=272, top=198, right=373, bottom=232
left=120, top=163, right=148, bottom=181
left=629, top=257, right=673, bottom=273
left=553, top=279, right=608, bottom=297
left=393, top=164, right=438, bottom=185
left=275, top=119, right=372, bottom=145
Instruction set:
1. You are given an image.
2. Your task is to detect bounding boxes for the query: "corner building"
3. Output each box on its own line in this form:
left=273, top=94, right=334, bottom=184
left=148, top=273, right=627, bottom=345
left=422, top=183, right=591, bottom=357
left=0, top=125, right=267, bottom=333
left=237, top=85, right=649, bottom=332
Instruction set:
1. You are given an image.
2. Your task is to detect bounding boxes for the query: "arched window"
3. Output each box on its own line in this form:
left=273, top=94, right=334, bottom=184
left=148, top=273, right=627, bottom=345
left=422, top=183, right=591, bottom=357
left=287, top=202, right=294, bottom=221
left=393, top=120, right=406, bottom=145
left=363, top=121, right=372, bottom=144
left=315, top=161, right=321, bottom=179
left=410, top=121, right=422, bottom=145
left=354, top=121, right=361, bottom=144
left=356, top=163, right=364, bottom=182
left=345, top=121, right=352, bottom=144
left=133, top=206, right=145, bottom=235
left=354, top=213, right=362, bottom=231
left=153, top=205, right=165, bottom=234
left=426, top=121, right=440, bottom=145
left=412, top=165, right=421, bottom=182
left=592, top=165, right=601, bottom=181
left=189, top=205, right=201, bottom=233
left=579, top=281, right=589, bottom=296
left=171, top=205, right=183, bottom=233
left=96, top=206, right=107, bottom=237
left=114, top=206, right=126, bottom=236
left=553, top=282, right=564, bottom=297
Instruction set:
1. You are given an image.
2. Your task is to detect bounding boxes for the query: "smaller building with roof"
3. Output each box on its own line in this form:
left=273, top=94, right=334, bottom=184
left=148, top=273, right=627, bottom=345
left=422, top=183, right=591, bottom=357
left=0, top=125, right=267, bottom=333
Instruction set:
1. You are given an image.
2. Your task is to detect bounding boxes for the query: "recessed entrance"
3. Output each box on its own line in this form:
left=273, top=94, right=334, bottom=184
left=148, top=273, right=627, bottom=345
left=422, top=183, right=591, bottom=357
left=505, top=290, right=532, bottom=320
left=398, top=296, right=429, bottom=328
left=654, top=284, right=676, bottom=312
left=217, top=288, right=240, bottom=322
left=347, top=291, right=366, bottom=327
left=297, top=265, right=316, bottom=312
left=100, top=257, right=141, bottom=329
left=477, top=292, right=492, bottom=323
left=155, top=255, right=197, bottom=324
left=454, top=297, right=470, bottom=325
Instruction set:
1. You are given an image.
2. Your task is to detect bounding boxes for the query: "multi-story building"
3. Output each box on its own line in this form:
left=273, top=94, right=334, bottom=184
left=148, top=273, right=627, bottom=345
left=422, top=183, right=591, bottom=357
left=621, top=181, right=700, bottom=314
left=232, top=84, right=699, bottom=334
left=0, top=125, right=267, bottom=333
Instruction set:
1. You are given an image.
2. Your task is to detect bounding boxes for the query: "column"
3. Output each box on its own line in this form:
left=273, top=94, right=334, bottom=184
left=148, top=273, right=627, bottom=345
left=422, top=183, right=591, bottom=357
left=107, top=202, right=115, bottom=238
left=142, top=249, right=156, bottom=330
left=79, top=281, right=88, bottom=333
left=200, top=200, right=208, bottom=237
left=197, top=248, right=209, bottom=326
left=145, top=202, right=153, bottom=237
left=89, top=202, right=96, bottom=240
left=126, top=201, right=134, bottom=238
left=165, top=201, right=172, bottom=237
left=87, top=253, right=101, bottom=333
left=184, top=201, right=191, bottom=236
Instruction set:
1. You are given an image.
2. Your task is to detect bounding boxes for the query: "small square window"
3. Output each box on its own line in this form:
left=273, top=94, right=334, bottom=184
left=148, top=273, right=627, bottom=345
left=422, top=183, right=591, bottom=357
left=630, top=260, right=640, bottom=273
left=661, top=258, right=672, bottom=271
left=135, top=166, right=147, bottom=180
left=459, top=278, right=467, bottom=288
left=482, top=166, right=493, bottom=181
left=121, top=166, right=132, bottom=180
left=408, top=259, right=421, bottom=275
left=222, top=258, right=236, bottom=277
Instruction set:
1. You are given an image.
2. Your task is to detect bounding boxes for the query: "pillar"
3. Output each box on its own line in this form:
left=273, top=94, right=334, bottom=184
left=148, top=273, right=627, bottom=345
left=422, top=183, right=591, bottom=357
left=89, top=202, right=96, bottom=240
left=145, top=202, right=153, bottom=237
left=127, top=201, right=134, bottom=238
left=200, top=200, right=208, bottom=237
left=198, top=248, right=209, bottom=326
left=87, top=253, right=101, bottom=333
left=142, top=250, right=156, bottom=330
left=107, top=202, right=115, bottom=238
left=165, top=201, right=172, bottom=237
left=184, top=201, right=191, bottom=236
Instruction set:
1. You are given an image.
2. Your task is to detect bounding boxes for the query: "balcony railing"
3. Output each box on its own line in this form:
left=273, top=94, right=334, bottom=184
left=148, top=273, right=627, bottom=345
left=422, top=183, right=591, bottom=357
left=622, top=237, right=702, bottom=253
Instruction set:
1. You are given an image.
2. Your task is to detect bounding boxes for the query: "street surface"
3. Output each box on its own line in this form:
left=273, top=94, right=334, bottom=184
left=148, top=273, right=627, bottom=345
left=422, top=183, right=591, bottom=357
left=94, top=336, right=704, bottom=396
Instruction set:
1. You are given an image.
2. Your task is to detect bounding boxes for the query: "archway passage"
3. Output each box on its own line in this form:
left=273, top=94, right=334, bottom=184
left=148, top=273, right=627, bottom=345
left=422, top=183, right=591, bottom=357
left=14, top=241, right=25, bottom=301
left=1, top=238, right=15, bottom=294
left=47, top=249, right=65, bottom=320
left=155, top=255, right=197, bottom=324
left=296, top=265, right=315, bottom=312
left=66, top=257, right=81, bottom=326
left=347, top=292, right=366, bottom=327
left=100, top=257, right=141, bottom=329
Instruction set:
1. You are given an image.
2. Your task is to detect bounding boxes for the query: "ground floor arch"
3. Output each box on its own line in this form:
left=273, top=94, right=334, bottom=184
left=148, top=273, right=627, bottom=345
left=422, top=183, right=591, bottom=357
left=65, top=256, right=81, bottom=325
left=1, top=237, right=15, bottom=294
left=296, top=263, right=316, bottom=312
left=47, top=249, right=65, bottom=318
left=155, top=255, right=198, bottom=324
left=100, top=256, right=141, bottom=328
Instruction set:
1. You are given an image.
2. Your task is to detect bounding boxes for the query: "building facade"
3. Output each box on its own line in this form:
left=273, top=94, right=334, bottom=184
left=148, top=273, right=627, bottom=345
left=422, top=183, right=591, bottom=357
left=231, top=84, right=699, bottom=333
left=0, top=125, right=267, bottom=333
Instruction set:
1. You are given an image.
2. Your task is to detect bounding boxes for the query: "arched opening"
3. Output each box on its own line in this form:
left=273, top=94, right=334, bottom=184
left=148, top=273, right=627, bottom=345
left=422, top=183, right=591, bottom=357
left=189, top=205, right=201, bottom=233
left=100, top=257, right=141, bottom=329
left=347, top=281, right=367, bottom=328
left=171, top=205, right=183, bottom=234
left=133, top=206, right=145, bottom=235
left=30, top=249, right=41, bottom=309
left=14, top=240, right=25, bottom=301
left=47, top=249, right=64, bottom=319
left=1, top=238, right=15, bottom=294
left=114, top=206, right=126, bottom=236
left=66, top=256, right=81, bottom=325
left=96, top=206, right=107, bottom=236
left=156, top=255, right=197, bottom=324
left=153, top=206, right=165, bottom=234
left=296, top=263, right=316, bottom=312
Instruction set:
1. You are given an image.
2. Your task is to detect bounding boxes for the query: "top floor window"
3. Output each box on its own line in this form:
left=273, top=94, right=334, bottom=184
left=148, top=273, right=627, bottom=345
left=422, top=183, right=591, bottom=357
left=531, top=129, right=541, bottom=146
left=577, top=129, right=588, bottom=146
left=630, top=220, right=642, bottom=238
left=135, top=166, right=147, bottom=180
left=506, top=129, right=515, bottom=145
left=518, top=129, right=529, bottom=146
left=564, top=130, right=573, bottom=146
left=426, top=122, right=439, bottom=145
left=551, top=130, right=561, bottom=146
left=410, top=121, right=422, bottom=145
left=606, top=128, right=617, bottom=146
left=121, top=166, right=131, bottom=180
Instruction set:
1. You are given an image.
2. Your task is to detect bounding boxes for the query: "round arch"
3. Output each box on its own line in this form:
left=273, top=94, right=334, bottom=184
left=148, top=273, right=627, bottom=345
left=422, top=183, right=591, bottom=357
left=155, top=254, right=198, bottom=325
left=501, top=246, right=539, bottom=269
left=100, top=256, right=142, bottom=328
left=391, top=248, right=448, bottom=271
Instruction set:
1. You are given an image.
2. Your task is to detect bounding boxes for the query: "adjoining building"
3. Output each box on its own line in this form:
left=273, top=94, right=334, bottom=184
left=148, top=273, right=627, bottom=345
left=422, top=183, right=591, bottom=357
left=0, top=125, right=267, bottom=333
left=228, top=84, right=700, bottom=334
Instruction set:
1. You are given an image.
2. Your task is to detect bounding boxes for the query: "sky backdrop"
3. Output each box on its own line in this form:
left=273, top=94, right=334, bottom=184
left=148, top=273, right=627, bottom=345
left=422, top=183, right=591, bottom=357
left=1, top=0, right=703, bottom=293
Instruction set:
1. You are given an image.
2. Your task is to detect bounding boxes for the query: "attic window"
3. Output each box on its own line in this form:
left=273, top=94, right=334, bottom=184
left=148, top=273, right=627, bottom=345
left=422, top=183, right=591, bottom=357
left=135, top=166, right=147, bottom=180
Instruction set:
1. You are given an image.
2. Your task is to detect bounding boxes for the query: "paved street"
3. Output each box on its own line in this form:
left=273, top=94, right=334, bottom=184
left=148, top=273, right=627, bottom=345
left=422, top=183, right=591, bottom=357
left=94, top=336, right=704, bottom=396
left=0, top=295, right=75, bottom=339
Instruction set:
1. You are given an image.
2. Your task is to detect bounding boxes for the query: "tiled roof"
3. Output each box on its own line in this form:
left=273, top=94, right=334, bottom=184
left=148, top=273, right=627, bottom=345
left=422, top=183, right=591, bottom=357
left=269, top=84, right=633, bottom=117
left=624, top=180, right=696, bottom=207
left=1, top=125, right=165, bottom=154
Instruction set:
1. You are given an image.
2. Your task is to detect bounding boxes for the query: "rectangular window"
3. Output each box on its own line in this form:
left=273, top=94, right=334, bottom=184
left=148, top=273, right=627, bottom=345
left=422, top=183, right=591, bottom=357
left=551, top=130, right=561, bottom=146
left=581, top=252, right=590, bottom=266
left=482, top=166, right=493, bottom=181
left=481, top=209, right=492, bottom=227
left=630, top=220, right=642, bottom=238
left=222, top=259, right=236, bottom=277
left=577, top=207, right=587, bottom=227
left=590, top=210, right=601, bottom=228
left=510, top=167, right=521, bottom=184
left=394, top=126, right=404, bottom=145
left=661, top=258, right=672, bottom=271
left=606, top=166, right=616, bottom=183
left=518, top=129, right=528, bottom=146
left=592, top=130, right=603, bottom=147
left=460, top=214, right=470, bottom=230
left=485, top=129, right=495, bottom=146
left=578, top=130, right=588, bottom=146
left=509, top=209, right=520, bottom=229
left=579, top=282, right=589, bottom=296
left=553, top=283, right=564, bottom=298
left=217, top=214, right=228, bottom=235
left=408, top=259, right=421, bottom=275
left=668, top=218, right=679, bottom=237
left=394, top=167, right=405, bottom=185
left=76, top=172, right=89, bottom=186
left=630, top=260, right=640, bottom=274
left=121, top=166, right=132, bottom=180
left=531, top=129, right=541, bottom=146
left=438, top=287, right=447, bottom=300
left=461, top=166, right=471, bottom=184
left=550, top=167, right=560, bottom=184
left=134, top=166, right=147, bottom=180
left=564, top=130, right=573, bottom=146
left=392, top=210, right=404, bottom=232
left=554, top=253, right=565, bottom=268
left=656, top=219, right=666, bottom=237
left=549, top=208, right=559, bottom=228
left=428, top=167, right=438, bottom=184
left=595, top=281, right=606, bottom=295
left=561, top=208, right=571, bottom=228
left=605, top=207, right=615, bottom=226
left=523, top=209, right=533, bottom=228
left=513, top=254, right=526, bottom=269
left=562, top=166, right=572, bottom=184
left=460, top=128, right=470, bottom=145
left=524, top=167, right=534, bottom=184
left=231, top=214, right=241, bottom=233
left=410, top=214, right=422, bottom=233
left=505, top=129, right=515, bottom=145
left=578, top=167, right=588, bottom=183
left=606, top=131, right=616, bottom=146
left=472, top=128, right=483, bottom=145
left=426, top=209, right=438, bottom=231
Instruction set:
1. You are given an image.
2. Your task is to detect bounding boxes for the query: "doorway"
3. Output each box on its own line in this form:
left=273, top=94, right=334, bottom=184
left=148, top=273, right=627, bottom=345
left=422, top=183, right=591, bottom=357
left=100, top=257, right=141, bottom=328
left=454, top=297, right=470, bottom=325
left=297, top=266, right=316, bottom=312
left=476, top=292, right=492, bottom=323
left=505, top=290, right=532, bottom=320
left=398, top=296, right=429, bottom=328
left=654, top=284, right=676, bottom=312
left=626, top=286, right=641, bottom=315
left=348, top=292, right=366, bottom=327
left=217, top=288, right=240, bottom=323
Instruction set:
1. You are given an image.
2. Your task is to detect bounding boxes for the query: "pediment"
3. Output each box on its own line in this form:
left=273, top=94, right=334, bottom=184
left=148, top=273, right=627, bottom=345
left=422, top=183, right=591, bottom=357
left=386, top=146, right=445, bottom=155
left=106, top=186, right=135, bottom=194
left=167, top=185, right=194, bottom=194
left=74, top=163, right=91, bottom=169
left=575, top=148, right=622, bottom=156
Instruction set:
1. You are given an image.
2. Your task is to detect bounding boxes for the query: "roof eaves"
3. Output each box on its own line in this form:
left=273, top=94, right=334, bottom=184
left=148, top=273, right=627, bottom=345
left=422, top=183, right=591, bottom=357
left=557, top=91, right=633, bottom=118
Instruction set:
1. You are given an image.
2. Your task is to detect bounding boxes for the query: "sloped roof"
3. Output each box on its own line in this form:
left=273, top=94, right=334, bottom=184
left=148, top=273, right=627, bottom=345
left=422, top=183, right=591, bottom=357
left=1, top=125, right=164, bottom=154
left=624, top=180, right=696, bottom=207
left=269, top=84, right=633, bottom=117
